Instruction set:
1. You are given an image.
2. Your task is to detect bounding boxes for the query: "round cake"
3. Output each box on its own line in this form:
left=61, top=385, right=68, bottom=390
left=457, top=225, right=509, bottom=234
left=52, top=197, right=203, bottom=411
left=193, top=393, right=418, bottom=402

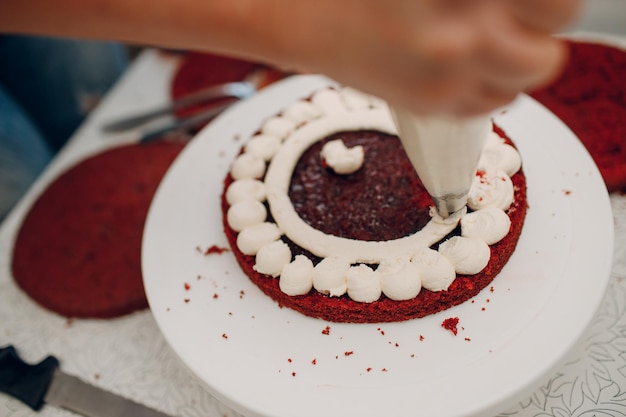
left=12, top=141, right=185, bottom=318
left=221, top=86, right=527, bottom=323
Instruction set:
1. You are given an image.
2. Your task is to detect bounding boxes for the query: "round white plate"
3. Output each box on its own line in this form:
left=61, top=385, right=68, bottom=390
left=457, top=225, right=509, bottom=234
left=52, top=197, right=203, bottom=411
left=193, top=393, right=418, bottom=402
left=142, top=75, right=613, bottom=417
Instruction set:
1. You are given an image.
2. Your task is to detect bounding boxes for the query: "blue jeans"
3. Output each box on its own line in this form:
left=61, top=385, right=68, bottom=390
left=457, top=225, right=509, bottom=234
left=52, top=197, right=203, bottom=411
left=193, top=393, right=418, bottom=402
left=0, top=36, right=129, bottom=221
left=0, top=85, right=51, bottom=220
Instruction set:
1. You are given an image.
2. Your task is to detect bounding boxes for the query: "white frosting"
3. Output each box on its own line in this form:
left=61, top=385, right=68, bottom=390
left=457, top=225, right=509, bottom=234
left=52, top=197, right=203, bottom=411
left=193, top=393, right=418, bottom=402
left=226, top=86, right=523, bottom=303
left=253, top=240, right=291, bottom=277
left=486, top=131, right=505, bottom=146
left=261, top=116, right=296, bottom=140
left=478, top=142, right=522, bottom=177
left=245, top=134, right=282, bottom=161
left=313, top=257, right=350, bottom=296
left=279, top=255, right=314, bottom=295
left=311, top=89, right=346, bottom=115
left=230, top=153, right=266, bottom=180
left=467, top=169, right=514, bottom=211
left=320, top=139, right=365, bottom=175
left=340, top=87, right=374, bottom=110
left=282, top=100, right=322, bottom=126
left=227, top=200, right=267, bottom=232
left=461, top=206, right=511, bottom=245
left=411, top=248, right=456, bottom=291
left=236, top=222, right=281, bottom=256
left=439, top=236, right=491, bottom=275
left=346, top=264, right=381, bottom=303
left=225, top=179, right=266, bottom=205
left=378, top=258, right=422, bottom=301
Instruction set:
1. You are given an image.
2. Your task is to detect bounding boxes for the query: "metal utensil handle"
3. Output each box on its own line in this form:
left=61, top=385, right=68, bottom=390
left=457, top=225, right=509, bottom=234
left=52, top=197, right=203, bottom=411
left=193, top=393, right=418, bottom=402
left=102, top=81, right=255, bottom=133
left=140, top=99, right=237, bottom=143
left=0, top=345, right=59, bottom=410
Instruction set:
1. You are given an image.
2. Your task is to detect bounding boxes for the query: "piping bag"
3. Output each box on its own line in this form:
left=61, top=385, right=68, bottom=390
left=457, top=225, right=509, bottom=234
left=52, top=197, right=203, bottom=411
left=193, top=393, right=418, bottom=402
left=390, top=107, right=491, bottom=218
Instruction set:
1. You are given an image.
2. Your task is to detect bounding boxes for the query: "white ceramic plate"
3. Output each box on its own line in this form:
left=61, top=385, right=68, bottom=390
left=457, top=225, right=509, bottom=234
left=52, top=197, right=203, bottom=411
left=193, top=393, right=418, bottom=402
left=142, top=75, right=613, bottom=417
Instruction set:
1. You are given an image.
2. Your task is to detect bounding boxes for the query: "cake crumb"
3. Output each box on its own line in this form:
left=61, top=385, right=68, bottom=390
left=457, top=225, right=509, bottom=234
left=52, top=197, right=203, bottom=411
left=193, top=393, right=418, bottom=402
left=381, top=368, right=388, bottom=372
left=239, top=290, right=246, bottom=299
left=184, top=298, right=190, bottom=303
left=563, top=189, right=572, bottom=196
left=344, top=351, right=354, bottom=356
left=292, top=372, right=296, bottom=377
left=204, top=245, right=229, bottom=255
left=465, top=338, right=471, bottom=342
left=321, top=325, right=331, bottom=335
left=366, top=367, right=372, bottom=372
left=441, top=317, right=460, bottom=335
left=222, top=333, right=228, bottom=339
left=184, top=282, right=191, bottom=290
left=419, top=335, right=424, bottom=341
left=311, top=359, right=317, bottom=365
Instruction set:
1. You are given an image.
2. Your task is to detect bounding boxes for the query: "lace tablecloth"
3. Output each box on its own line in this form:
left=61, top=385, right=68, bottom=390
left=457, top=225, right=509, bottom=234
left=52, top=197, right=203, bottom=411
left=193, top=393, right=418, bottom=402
left=1, top=35, right=626, bottom=417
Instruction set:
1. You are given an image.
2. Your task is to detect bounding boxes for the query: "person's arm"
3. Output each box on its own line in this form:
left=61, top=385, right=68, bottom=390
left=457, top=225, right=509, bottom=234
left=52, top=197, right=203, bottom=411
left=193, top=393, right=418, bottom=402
left=0, top=0, right=581, bottom=116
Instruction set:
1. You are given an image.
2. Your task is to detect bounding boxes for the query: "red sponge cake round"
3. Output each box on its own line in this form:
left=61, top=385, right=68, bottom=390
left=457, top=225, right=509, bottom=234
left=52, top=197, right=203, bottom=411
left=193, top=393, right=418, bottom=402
left=221, top=87, right=527, bottom=323
left=12, top=141, right=185, bottom=318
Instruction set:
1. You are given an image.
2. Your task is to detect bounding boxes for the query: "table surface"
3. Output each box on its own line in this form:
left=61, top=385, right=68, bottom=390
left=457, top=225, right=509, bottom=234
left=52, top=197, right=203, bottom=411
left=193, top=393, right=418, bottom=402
left=1, top=34, right=626, bottom=417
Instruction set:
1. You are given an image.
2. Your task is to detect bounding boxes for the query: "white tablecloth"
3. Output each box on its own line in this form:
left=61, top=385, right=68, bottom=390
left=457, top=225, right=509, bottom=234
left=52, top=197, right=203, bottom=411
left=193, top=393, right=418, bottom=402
left=1, top=36, right=626, bottom=417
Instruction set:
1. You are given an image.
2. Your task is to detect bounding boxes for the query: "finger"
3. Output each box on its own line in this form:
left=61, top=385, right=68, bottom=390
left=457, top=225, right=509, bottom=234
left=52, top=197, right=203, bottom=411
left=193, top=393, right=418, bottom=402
left=506, top=0, right=582, bottom=32
left=478, top=9, right=569, bottom=92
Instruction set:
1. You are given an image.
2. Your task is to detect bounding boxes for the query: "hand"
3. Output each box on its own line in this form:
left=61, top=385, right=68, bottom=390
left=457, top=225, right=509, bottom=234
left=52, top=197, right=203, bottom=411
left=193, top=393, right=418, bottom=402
left=271, top=0, right=581, bottom=116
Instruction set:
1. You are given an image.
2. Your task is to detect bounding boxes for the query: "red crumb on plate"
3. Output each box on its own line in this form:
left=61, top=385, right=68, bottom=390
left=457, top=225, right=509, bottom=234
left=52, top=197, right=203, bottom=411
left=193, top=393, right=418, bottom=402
left=204, top=245, right=230, bottom=255
left=441, top=317, right=460, bottom=335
